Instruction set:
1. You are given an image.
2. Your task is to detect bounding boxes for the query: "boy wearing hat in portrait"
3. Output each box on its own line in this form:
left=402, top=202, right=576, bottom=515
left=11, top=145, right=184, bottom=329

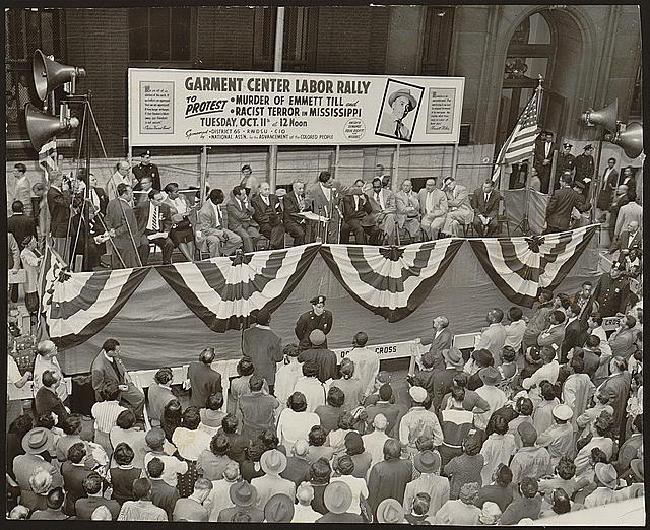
left=295, top=294, right=333, bottom=350
left=377, top=88, right=418, bottom=141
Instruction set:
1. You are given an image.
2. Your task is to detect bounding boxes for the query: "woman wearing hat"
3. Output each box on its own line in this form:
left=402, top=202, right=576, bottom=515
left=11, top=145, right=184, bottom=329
left=295, top=295, right=333, bottom=350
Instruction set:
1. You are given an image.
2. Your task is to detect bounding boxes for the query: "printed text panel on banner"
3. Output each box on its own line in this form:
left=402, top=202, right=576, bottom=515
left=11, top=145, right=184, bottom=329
left=128, top=69, right=464, bottom=146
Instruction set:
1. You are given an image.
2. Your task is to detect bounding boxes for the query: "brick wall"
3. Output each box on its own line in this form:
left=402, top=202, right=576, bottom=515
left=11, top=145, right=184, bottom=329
left=196, top=7, right=255, bottom=70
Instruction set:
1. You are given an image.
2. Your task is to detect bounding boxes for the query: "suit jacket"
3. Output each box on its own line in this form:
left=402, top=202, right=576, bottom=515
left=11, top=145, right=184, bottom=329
left=251, top=194, right=283, bottom=226
left=105, top=197, right=143, bottom=250
left=226, top=192, right=258, bottom=231
left=305, top=181, right=362, bottom=219
left=394, top=190, right=420, bottom=228
left=282, top=190, right=310, bottom=224
left=445, top=184, right=474, bottom=221
left=47, top=186, right=72, bottom=238
left=614, top=202, right=643, bottom=238
left=620, top=176, right=637, bottom=196
left=135, top=200, right=173, bottom=235
left=196, top=200, right=229, bottom=248
left=35, top=386, right=69, bottom=422
left=368, top=188, right=396, bottom=214
left=93, top=187, right=110, bottom=215
left=13, top=453, right=64, bottom=509
left=561, top=318, right=589, bottom=361
left=600, top=168, right=619, bottom=192
left=187, top=361, right=222, bottom=408
left=611, top=229, right=642, bottom=253
left=537, top=324, right=566, bottom=350
left=545, top=187, right=590, bottom=230
left=90, top=352, right=128, bottom=400
left=534, top=137, right=556, bottom=172
left=417, top=188, right=448, bottom=218
left=342, top=193, right=373, bottom=221
left=62, top=461, right=92, bottom=515
left=75, top=496, right=121, bottom=520
left=608, top=327, right=637, bottom=358
left=242, top=325, right=283, bottom=386
left=150, top=477, right=180, bottom=520
left=470, top=188, right=501, bottom=218
left=7, top=213, right=37, bottom=247
left=599, top=372, right=631, bottom=436
left=421, top=329, right=453, bottom=369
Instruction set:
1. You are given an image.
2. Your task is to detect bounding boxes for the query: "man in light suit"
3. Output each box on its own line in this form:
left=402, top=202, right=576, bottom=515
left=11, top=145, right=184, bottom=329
left=225, top=185, right=260, bottom=253
left=90, top=338, right=145, bottom=420
left=470, top=179, right=501, bottom=237
left=135, top=189, right=175, bottom=265
left=196, top=188, right=242, bottom=257
left=537, top=310, right=566, bottom=352
left=417, top=178, right=448, bottom=240
left=251, top=181, right=285, bottom=249
left=394, top=179, right=420, bottom=242
left=613, top=192, right=642, bottom=240
left=106, top=160, right=136, bottom=200
left=417, top=316, right=453, bottom=372
left=476, top=308, right=507, bottom=367
left=441, top=176, right=473, bottom=238
left=105, top=183, right=146, bottom=268
left=367, top=177, right=398, bottom=244
left=305, top=171, right=363, bottom=243
left=609, top=220, right=641, bottom=256
left=242, top=309, right=283, bottom=395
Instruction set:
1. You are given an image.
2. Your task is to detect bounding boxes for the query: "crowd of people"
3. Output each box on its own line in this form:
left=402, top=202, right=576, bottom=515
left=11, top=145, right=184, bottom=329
left=6, top=259, right=644, bottom=522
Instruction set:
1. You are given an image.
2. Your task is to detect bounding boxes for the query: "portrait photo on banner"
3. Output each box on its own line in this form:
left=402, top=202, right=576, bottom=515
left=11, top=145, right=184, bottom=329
left=375, top=78, right=425, bottom=142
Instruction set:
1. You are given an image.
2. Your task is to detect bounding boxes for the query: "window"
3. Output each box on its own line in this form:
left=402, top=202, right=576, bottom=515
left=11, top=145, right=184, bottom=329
left=5, top=8, right=65, bottom=141
left=629, top=64, right=642, bottom=120
left=421, top=6, right=455, bottom=76
left=253, top=7, right=318, bottom=72
left=128, top=7, right=192, bottom=63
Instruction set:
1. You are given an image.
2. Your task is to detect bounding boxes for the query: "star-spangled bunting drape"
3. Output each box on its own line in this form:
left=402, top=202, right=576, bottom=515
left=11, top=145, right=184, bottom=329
left=40, top=241, right=150, bottom=348
left=468, top=224, right=597, bottom=308
left=155, top=244, right=321, bottom=332
left=319, top=239, right=464, bottom=322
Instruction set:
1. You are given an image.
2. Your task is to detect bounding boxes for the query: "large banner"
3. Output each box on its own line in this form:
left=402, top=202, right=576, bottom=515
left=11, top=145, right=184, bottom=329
left=128, top=69, right=464, bottom=146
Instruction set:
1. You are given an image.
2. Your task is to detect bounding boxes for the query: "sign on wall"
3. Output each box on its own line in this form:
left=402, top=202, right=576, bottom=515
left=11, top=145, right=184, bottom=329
left=128, top=69, right=464, bottom=146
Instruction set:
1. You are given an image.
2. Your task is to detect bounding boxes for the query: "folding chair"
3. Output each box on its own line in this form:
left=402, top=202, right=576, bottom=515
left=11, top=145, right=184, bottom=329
left=496, top=195, right=512, bottom=237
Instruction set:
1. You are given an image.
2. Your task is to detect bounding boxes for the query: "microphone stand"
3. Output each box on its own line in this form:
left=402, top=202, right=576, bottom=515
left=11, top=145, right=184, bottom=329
left=116, top=195, right=144, bottom=268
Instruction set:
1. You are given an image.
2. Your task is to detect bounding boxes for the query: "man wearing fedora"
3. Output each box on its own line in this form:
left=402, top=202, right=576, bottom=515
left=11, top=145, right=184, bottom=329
left=295, top=294, right=333, bottom=350
left=316, top=480, right=365, bottom=522
left=402, top=450, right=450, bottom=519
left=217, top=481, right=264, bottom=522
left=263, top=492, right=295, bottom=523
left=583, top=463, right=619, bottom=508
left=13, top=427, right=64, bottom=510
left=251, top=449, right=296, bottom=512
left=378, top=88, right=417, bottom=141
left=432, top=347, right=465, bottom=412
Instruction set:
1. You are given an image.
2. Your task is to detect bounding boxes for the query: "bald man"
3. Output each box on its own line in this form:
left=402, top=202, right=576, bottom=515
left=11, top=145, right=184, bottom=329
left=417, top=178, right=448, bottom=240
left=475, top=309, right=507, bottom=367
left=107, top=160, right=136, bottom=200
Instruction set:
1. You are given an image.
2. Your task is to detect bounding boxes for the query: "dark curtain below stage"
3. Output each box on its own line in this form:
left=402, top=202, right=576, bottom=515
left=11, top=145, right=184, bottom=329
left=59, top=240, right=599, bottom=374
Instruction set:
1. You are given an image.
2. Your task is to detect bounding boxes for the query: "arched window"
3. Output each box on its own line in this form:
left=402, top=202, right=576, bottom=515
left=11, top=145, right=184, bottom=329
left=496, top=12, right=557, bottom=151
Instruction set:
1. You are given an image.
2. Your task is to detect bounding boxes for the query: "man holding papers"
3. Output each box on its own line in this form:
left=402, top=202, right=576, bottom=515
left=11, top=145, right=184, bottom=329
left=135, top=189, right=175, bottom=265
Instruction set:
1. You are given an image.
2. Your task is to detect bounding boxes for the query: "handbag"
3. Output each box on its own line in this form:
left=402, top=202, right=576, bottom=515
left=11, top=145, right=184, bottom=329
left=8, top=269, right=26, bottom=284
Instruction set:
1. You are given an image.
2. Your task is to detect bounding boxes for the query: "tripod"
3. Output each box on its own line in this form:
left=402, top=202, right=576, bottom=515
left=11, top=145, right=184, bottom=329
left=513, top=184, right=532, bottom=236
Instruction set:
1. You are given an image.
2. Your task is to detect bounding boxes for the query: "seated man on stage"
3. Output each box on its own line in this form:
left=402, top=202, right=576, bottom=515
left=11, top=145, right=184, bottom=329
left=196, top=188, right=243, bottom=257
left=417, top=177, right=448, bottom=240
left=340, top=180, right=381, bottom=244
left=226, top=185, right=260, bottom=253
left=282, top=180, right=311, bottom=246
left=135, top=189, right=175, bottom=265
left=394, top=178, right=421, bottom=243
left=368, top=177, right=398, bottom=244
left=441, top=176, right=474, bottom=238
left=470, top=179, right=501, bottom=237
left=251, top=181, right=285, bottom=250
left=163, top=183, right=196, bottom=262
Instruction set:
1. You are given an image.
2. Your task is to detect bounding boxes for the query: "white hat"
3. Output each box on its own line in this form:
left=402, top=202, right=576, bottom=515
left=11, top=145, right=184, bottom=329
left=553, top=404, right=573, bottom=421
left=409, top=386, right=428, bottom=403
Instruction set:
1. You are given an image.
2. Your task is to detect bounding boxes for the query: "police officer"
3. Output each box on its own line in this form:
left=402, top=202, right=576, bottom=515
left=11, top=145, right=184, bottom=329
left=574, top=144, right=595, bottom=200
left=132, top=150, right=161, bottom=192
left=295, top=294, right=333, bottom=350
left=554, top=143, right=576, bottom=192
left=591, top=261, right=634, bottom=317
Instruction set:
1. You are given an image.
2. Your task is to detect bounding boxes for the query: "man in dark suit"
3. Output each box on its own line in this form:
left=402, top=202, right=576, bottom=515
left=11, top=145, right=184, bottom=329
left=553, top=143, right=576, bottom=192
left=74, top=472, right=121, bottom=520
left=7, top=200, right=37, bottom=249
left=90, top=338, right=145, bottom=420
left=282, top=180, right=310, bottom=246
left=574, top=144, right=595, bottom=200
left=533, top=130, right=556, bottom=194
left=560, top=303, right=588, bottom=363
left=242, top=309, right=283, bottom=394
left=135, top=189, right=175, bottom=265
left=187, top=347, right=222, bottom=408
left=251, top=181, right=285, bottom=249
left=104, top=183, right=146, bottom=268
left=470, top=179, right=501, bottom=237
left=35, top=370, right=69, bottom=423
left=609, top=220, right=641, bottom=255
left=543, top=175, right=591, bottom=234
left=340, top=181, right=379, bottom=244
left=89, top=173, right=110, bottom=215
left=619, top=166, right=637, bottom=197
left=226, top=185, right=260, bottom=253
left=596, top=157, right=619, bottom=216
left=47, top=170, right=72, bottom=258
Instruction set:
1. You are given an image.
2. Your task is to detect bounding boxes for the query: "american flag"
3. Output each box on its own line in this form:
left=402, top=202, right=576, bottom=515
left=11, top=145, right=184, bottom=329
left=38, top=139, right=58, bottom=177
left=492, top=90, right=539, bottom=183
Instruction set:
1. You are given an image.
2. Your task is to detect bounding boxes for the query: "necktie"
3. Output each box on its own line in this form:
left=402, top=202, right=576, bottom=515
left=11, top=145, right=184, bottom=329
left=152, top=205, right=159, bottom=231
left=216, top=206, right=222, bottom=227
left=394, top=120, right=403, bottom=139
left=484, top=193, right=489, bottom=203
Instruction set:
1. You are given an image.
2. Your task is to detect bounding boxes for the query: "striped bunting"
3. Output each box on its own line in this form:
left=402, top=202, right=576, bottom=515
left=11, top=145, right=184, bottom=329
left=42, top=245, right=150, bottom=348
left=319, top=239, right=464, bottom=322
left=468, top=225, right=597, bottom=308
left=155, top=244, right=320, bottom=332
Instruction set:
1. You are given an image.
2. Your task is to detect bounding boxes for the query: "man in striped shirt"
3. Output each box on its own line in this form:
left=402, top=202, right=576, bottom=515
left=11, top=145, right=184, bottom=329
left=90, top=381, right=127, bottom=459
left=117, top=478, right=168, bottom=521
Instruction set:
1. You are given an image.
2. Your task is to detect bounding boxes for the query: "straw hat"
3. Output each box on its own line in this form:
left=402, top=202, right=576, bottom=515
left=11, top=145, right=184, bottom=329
left=478, top=502, right=502, bottom=525
left=22, top=427, right=54, bottom=455
left=260, top=449, right=287, bottom=475
left=323, top=481, right=352, bottom=514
